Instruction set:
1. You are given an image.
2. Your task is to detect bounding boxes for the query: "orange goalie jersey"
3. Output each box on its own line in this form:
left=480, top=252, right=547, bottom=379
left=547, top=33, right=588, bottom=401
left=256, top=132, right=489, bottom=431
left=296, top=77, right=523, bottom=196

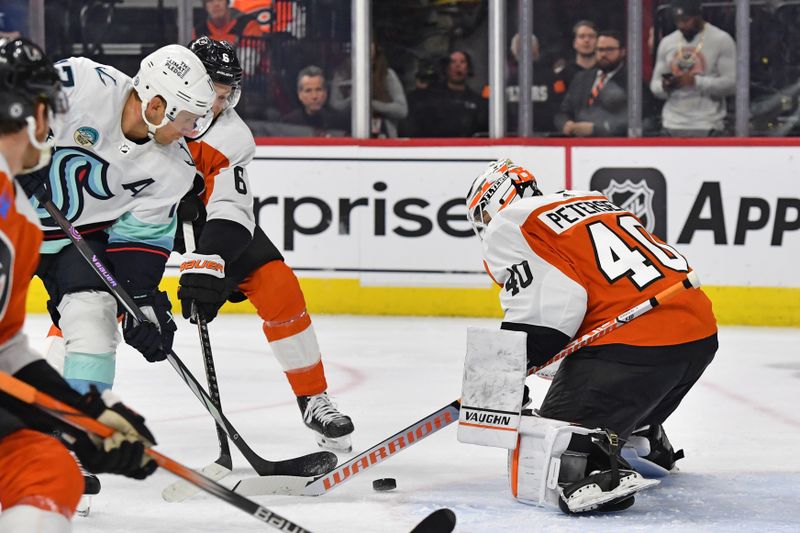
left=482, top=190, right=717, bottom=348
left=0, top=156, right=43, bottom=348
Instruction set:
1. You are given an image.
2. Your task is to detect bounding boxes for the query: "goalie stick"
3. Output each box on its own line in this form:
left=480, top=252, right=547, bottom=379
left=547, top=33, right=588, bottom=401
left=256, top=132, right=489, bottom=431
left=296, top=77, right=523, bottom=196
left=0, top=371, right=313, bottom=533
left=234, top=272, right=701, bottom=496
left=162, top=223, right=233, bottom=502
left=36, top=195, right=337, bottom=479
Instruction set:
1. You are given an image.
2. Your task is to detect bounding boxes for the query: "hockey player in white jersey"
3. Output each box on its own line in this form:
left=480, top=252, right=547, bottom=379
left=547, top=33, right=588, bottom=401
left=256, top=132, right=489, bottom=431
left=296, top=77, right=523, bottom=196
left=176, top=37, right=355, bottom=451
left=21, top=45, right=216, bottom=398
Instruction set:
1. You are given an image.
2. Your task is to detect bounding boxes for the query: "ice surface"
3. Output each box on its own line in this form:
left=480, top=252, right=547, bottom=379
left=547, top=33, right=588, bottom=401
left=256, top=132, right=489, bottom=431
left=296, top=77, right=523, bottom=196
left=20, top=315, right=800, bottom=532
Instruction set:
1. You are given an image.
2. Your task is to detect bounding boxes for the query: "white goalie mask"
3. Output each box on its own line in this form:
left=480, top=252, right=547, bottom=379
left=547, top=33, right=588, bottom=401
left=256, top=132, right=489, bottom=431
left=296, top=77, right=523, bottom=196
left=466, top=159, right=542, bottom=239
left=133, top=44, right=216, bottom=139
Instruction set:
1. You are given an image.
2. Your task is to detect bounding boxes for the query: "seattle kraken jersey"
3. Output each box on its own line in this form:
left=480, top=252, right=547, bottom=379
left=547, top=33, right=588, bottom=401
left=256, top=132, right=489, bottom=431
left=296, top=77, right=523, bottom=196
left=36, top=56, right=197, bottom=255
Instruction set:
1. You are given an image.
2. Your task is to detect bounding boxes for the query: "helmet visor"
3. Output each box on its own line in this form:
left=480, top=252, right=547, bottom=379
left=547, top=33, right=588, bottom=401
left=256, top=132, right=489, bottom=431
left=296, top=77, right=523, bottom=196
left=172, top=109, right=214, bottom=138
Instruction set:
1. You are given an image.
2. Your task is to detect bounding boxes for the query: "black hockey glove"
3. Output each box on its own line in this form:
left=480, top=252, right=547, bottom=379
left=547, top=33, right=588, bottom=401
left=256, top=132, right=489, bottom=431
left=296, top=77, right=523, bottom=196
left=71, top=387, right=158, bottom=480
left=15, top=170, right=50, bottom=202
left=122, top=290, right=177, bottom=362
left=177, top=253, right=227, bottom=322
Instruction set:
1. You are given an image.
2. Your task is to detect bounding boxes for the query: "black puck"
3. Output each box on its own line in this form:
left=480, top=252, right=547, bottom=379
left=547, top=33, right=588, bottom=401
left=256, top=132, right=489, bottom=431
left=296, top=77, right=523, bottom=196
left=372, top=478, right=397, bottom=491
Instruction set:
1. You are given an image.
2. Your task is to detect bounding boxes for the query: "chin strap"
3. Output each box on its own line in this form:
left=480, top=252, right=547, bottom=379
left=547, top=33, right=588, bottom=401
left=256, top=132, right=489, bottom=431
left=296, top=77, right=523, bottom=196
left=19, top=115, right=52, bottom=174
left=140, top=100, right=168, bottom=139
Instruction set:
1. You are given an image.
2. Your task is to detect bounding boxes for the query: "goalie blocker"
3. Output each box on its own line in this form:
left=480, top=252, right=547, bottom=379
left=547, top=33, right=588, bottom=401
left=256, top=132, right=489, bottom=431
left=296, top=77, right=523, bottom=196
left=458, top=328, right=527, bottom=449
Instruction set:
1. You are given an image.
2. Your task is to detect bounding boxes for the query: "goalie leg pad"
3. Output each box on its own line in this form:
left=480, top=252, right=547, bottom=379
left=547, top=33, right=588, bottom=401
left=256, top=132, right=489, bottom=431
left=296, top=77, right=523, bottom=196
left=58, top=291, right=120, bottom=393
left=508, top=414, right=594, bottom=508
left=459, top=327, right=527, bottom=449
left=508, top=414, right=660, bottom=512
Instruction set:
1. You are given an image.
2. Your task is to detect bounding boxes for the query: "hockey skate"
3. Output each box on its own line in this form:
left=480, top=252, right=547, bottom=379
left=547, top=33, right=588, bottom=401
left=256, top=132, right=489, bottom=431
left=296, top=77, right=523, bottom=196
left=297, top=392, right=354, bottom=453
left=558, top=468, right=659, bottom=514
left=70, top=452, right=100, bottom=517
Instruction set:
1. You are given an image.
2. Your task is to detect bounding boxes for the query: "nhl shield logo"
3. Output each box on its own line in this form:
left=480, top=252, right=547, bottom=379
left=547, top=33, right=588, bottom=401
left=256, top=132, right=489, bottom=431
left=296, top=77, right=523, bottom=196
left=590, top=168, right=667, bottom=240
left=602, top=179, right=656, bottom=233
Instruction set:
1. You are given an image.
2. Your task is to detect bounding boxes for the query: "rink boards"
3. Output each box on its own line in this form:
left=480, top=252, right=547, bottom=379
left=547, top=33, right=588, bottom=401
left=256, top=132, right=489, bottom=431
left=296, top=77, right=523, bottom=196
left=26, top=139, right=800, bottom=327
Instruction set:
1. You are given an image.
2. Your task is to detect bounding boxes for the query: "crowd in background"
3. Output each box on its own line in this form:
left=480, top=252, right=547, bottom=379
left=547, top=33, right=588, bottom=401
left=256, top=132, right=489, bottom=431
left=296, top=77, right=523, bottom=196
left=4, top=0, right=799, bottom=138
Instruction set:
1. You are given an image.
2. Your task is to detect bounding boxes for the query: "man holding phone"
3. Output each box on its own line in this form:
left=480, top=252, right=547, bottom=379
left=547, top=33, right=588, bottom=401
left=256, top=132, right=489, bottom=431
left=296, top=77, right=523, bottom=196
left=650, top=0, right=736, bottom=136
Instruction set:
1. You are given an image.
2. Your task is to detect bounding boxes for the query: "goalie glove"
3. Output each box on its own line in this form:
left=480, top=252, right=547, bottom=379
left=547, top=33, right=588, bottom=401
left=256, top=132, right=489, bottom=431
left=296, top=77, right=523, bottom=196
left=122, top=290, right=177, bottom=362
left=178, top=252, right=227, bottom=322
left=72, top=388, right=158, bottom=480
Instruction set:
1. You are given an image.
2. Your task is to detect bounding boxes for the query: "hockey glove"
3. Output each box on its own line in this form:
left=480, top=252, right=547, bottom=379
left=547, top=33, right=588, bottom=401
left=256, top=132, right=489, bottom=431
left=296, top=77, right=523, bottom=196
left=122, top=290, right=177, bottom=362
left=73, top=387, right=158, bottom=480
left=15, top=171, right=50, bottom=202
left=178, top=252, right=227, bottom=322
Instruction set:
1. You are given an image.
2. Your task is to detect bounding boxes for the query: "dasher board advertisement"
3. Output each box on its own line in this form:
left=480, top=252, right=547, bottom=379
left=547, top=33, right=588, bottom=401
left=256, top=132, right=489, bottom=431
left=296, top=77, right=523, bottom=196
left=571, top=146, right=800, bottom=288
left=247, top=145, right=566, bottom=287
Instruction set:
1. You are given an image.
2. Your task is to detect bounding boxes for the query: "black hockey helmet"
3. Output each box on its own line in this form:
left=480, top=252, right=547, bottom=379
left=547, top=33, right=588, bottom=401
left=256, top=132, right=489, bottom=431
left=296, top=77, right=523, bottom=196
left=0, top=37, right=66, bottom=125
left=188, top=36, right=243, bottom=88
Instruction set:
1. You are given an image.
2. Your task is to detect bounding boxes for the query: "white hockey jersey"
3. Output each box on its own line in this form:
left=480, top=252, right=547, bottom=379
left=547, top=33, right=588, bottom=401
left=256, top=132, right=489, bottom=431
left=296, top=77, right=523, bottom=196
left=35, top=57, right=197, bottom=256
left=188, top=106, right=255, bottom=234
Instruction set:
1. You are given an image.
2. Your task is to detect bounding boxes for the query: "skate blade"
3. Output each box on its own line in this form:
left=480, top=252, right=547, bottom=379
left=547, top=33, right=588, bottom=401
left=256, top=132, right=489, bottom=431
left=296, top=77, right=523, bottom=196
left=76, top=495, right=91, bottom=517
left=316, top=433, right=352, bottom=453
left=621, top=447, right=671, bottom=478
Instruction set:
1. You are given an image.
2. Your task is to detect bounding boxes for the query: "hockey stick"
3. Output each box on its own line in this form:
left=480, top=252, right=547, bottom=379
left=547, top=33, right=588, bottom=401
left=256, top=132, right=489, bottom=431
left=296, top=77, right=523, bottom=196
left=162, top=223, right=233, bottom=502
left=411, top=508, right=457, bottom=533
left=0, top=371, right=313, bottom=532
left=234, top=272, right=701, bottom=496
left=36, top=196, right=337, bottom=478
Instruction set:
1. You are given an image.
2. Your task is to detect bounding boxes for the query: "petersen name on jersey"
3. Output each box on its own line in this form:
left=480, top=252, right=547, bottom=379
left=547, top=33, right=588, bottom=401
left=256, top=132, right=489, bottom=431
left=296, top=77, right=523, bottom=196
left=483, top=190, right=716, bottom=349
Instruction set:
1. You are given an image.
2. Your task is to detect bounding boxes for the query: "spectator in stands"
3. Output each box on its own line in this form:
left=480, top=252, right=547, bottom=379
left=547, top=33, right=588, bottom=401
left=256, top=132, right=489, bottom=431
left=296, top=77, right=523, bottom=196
left=553, top=20, right=598, bottom=99
left=231, top=0, right=294, bottom=34
left=405, top=50, right=488, bottom=137
left=194, top=0, right=262, bottom=47
left=507, top=32, right=560, bottom=134
left=0, top=0, right=26, bottom=39
left=402, top=59, right=442, bottom=137
left=554, top=30, right=628, bottom=137
left=282, top=65, right=349, bottom=135
left=650, top=0, right=736, bottom=136
left=330, top=42, right=407, bottom=138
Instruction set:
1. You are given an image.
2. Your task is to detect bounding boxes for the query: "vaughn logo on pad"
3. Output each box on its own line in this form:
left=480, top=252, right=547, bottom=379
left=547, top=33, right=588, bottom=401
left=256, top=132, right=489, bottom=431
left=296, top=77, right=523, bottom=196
left=460, top=406, right=517, bottom=429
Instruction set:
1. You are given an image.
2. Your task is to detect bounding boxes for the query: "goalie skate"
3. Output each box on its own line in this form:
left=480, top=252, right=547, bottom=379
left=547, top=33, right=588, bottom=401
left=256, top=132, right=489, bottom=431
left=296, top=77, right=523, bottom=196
left=559, top=469, right=659, bottom=514
left=298, top=393, right=354, bottom=453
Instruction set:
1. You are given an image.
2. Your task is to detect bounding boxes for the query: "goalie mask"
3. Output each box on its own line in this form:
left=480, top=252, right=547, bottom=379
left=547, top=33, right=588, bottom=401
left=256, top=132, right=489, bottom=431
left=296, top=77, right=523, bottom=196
left=133, top=44, right=216, bottom=139
left=466, top=159, right=542, bottom=239
left=0, top=37, right=68, bottom=173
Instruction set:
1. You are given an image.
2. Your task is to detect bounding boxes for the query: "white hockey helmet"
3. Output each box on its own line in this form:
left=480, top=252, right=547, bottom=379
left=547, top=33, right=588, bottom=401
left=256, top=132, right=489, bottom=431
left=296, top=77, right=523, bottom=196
left=466, top=158, right=542, bottom=239
left=133, top=44, right=216, bottom=138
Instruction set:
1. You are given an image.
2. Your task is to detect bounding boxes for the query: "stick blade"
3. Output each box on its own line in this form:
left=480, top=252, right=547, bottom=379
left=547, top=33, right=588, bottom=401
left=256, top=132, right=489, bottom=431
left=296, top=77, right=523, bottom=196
left=410, top=508, right=456, bottom=533
left=233, top=474, right=317, bottom=496
left=162, top=462, right=232, bottom=502
left=253, top=450, right=338, bottom=477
